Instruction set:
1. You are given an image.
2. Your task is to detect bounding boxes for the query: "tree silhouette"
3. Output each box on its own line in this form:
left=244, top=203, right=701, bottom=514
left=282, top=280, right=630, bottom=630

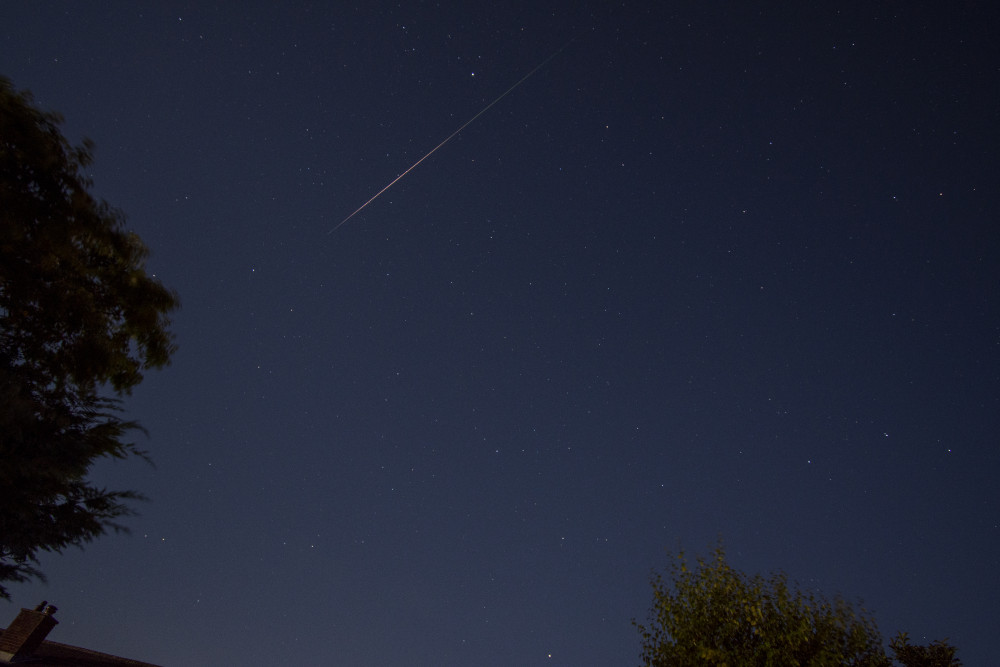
left=890, top=632, right=961, bottom=667
left=634, top=544, right=960, bottom=666
left=0, top=76, right=179, bottom=599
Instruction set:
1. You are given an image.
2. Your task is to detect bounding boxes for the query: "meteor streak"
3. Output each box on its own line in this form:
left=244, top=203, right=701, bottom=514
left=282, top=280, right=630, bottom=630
left=329, top=40, right=571, bottom=234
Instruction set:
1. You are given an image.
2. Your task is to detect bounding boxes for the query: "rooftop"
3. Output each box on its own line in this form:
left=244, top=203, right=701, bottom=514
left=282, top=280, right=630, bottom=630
left=0, top=632, right=162, bottom=667
left=1, top=603, right=161, bottom=667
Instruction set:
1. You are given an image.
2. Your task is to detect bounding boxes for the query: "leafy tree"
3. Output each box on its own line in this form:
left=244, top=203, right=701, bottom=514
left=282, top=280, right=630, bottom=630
left=0, top=76, right=179, bottom=599
left=634, top=545, right=959, bottom=667
left=889, top=633, right=961, bottom=667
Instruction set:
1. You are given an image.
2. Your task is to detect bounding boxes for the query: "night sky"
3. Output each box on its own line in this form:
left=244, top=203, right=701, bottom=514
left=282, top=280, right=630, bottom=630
left=3, top=3, right=998, bottom=665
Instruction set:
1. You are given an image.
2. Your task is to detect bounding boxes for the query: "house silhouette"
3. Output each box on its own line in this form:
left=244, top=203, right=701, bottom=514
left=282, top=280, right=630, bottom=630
left=1, top=602, right=161, bottom=666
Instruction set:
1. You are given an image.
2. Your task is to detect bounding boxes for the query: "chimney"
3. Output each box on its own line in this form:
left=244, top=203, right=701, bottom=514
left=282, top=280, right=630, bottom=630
left=0, top=602, right=59, bottom=662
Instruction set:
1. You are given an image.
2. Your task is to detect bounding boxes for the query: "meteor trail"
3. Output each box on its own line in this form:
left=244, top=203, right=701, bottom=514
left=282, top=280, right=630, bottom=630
left=329, top=40, right=571, bottom=234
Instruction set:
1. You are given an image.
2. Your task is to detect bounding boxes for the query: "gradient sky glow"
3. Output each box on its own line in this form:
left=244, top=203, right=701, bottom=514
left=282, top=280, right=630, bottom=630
left=2, top=3, right=997, bottom=665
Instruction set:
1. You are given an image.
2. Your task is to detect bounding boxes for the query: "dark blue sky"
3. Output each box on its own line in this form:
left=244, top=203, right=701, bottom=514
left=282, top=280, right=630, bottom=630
left=3, top=3, right=997, bottom=664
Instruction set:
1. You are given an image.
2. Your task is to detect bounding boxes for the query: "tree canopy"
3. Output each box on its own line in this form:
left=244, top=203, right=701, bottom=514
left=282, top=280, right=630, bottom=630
left=634, top=545, right=960, bottom=667
left=0, top=76, right=179, bottom=599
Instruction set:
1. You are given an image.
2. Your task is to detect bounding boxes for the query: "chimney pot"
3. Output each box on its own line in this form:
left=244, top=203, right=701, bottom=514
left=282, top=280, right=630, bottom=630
left=0, top=604, right=60, bottom=662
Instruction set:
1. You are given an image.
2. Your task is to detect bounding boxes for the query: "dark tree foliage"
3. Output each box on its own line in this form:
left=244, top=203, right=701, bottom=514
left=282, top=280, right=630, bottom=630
left=634, top=545, right=960, bottom=667
left=0, top=76, right=179, bottom=599
left=889, top=633, right=961, bottom=667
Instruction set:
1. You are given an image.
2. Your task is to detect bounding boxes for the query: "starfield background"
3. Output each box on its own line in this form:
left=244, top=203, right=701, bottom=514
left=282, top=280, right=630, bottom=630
left=2, top=3, right=997, bottom=665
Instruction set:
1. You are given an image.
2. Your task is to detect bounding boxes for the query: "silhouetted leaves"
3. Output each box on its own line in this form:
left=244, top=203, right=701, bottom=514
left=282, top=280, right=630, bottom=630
left=890, top=632, right=961, bottom=667
left=634, top=545, right=960, bottom=666
left=0, top=76, right=179, bottom=599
